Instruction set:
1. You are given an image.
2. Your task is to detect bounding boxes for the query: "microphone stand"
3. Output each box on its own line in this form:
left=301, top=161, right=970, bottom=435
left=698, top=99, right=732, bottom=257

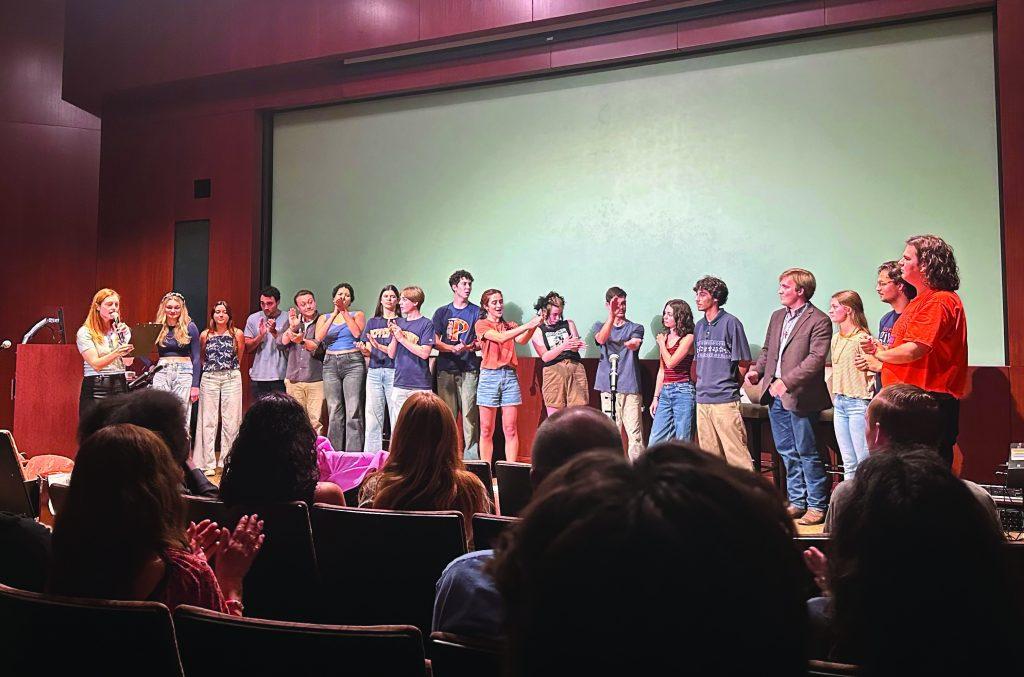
left=609, top=353, right=619, bottom=422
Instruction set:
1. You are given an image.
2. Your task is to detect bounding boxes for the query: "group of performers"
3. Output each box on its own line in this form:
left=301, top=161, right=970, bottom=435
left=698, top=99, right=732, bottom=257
left=76, top=234, right=966, bottom=524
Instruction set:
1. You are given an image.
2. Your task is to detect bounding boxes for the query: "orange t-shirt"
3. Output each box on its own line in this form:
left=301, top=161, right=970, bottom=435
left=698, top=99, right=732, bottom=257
left=881, top=289, right=967, bottom=398
left=476, top=318, right=520, bottom=370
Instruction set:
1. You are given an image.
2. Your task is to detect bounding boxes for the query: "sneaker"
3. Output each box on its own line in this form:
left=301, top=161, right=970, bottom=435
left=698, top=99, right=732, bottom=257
left=798, top=509, right=826, bottom=526
left=203, top=468, right=217, bottom=477
left=786, top=505, right=806, bottom=519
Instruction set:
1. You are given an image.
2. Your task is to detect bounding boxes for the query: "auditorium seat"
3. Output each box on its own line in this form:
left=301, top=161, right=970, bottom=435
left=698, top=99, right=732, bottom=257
left=0, top=430, right=38, bottom=517
left=494, top=461, right=531, bottom=517
left=429, top=631, right=503, bottom=677
left=0, top=583, right=183, bottom=677
left=808, top=659, right=859, bottom=675
left=471, top=513, right=517, bottom=551
left=464, top=460, right=495, bottom=505
left=174, top=604, right=426, bottom=677
left=184, top=496, right=321, bottom=622
left=310, top=505, right=466, bottom=635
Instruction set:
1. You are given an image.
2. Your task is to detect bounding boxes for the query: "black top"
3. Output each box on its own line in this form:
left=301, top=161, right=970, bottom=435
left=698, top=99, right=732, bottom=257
left=539, top=320, right=581, bottom=366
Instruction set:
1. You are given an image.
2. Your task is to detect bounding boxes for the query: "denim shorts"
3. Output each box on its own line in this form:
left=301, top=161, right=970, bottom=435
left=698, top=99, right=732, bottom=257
left=477, top=367, right=522, bottom=407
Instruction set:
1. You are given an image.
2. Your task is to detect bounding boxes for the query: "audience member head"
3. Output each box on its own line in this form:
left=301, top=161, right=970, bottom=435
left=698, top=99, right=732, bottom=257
left=529, top=406, right=621, bottom=487
left=50, top=424, right=186, bottom=599
left=492, top=442, right=806, bottom=675
left=829, top=447, right=1014, bottom=672
left=877, top=260, right=917, bottom=302
left=865, top=384, right=941, bottom=451
left=373, top=392, right=487, bottom=517
left=903, top=234, right=960, bottom=292
left=219, top=391, right=318, bottom=505
left=78, top=389, right=190, bottom=468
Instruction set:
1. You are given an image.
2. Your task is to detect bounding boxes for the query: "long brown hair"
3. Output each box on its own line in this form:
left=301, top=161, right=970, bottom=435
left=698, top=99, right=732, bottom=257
left=372, top=392, right=489, bottom=522
left=49, top=424, right=186, bottom=600
left=663, top=299, right=695, bottom=337
left=831, top=290, right=870, bottom=334
left=906, top=234, right=960, bottom=291
left=82, top=288, right=119, bottom=345
left=479, top=288, right=504, bottom=323
left=207, top=300, right=237, bottom=334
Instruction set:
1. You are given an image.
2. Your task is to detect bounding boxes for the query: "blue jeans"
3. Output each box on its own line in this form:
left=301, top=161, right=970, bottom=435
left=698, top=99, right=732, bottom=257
left=649, top=381, right=695, bottom=444
left=365, top=367, right=395, bottom=452
left=323, top=352, right=366, bottom=451
left=768, top=396, right=828, bottom=511
left=833, top=394, right=870, bottom=480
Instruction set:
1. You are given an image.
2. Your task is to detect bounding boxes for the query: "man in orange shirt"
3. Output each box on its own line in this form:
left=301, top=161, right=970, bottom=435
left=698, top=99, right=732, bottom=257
left=862, top=234, right=967, bottom=467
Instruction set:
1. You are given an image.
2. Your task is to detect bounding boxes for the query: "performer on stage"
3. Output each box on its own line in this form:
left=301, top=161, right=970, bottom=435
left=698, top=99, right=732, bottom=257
left=243, top=286, right=289, bottom=398
left=530, top=291, right=588, bottom=415
left=475, top=289, right=542, bottom=463
left=593, top=287, right=644, bottom=460
left=280, top=289, right=324, bottom=435
left=649, top=299, right=696, bottom=444
left=315, top=283, right=366, bottom=451
left=151, top=291, right=200, bottom=426
left=386, top=286, right=436, bottom=420
left=195, top=301, right=244, bottom=475
left=432, top=270, right=482, bottom=460
left=855, top=261, right=916, bottom=392
left=747, top=268, right=832, bottom=525
left=827, top=291, right=873, bottom=479
left=360, top=285, right=399, bottom=452
left=76, top=288, right=133, bottom=422
left=862, top=234, right=966, bottom=467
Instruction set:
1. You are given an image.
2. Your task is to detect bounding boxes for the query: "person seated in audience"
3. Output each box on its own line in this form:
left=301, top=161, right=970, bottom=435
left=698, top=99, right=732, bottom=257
left=823, top=383, right=996, bottom=533
left=0, top=511, right=51, bottom=592
left=359, top=391, right=489, bottom=545
left=78, top=388, right=218, bottom=498
left=808, top=448, right=1018, bottom=673
left=491, top=442, right=808, bottom=675
left=48, top=424, right=263, bottom=615
left=432, top=406, right=624, bottom=639
left=218, top=391, right=345, bottom=506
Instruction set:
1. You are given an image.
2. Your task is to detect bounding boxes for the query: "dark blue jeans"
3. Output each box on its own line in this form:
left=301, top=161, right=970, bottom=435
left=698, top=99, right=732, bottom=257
left=768, top=396, right=828, bottom=510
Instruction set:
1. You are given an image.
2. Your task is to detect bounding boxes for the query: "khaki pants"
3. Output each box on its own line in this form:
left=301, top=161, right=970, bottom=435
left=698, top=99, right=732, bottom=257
left=286, top=379, right=325, bottom=436
left=600, top=391, right=644, bottom=460
left=696, top=401, right=752, bottom=471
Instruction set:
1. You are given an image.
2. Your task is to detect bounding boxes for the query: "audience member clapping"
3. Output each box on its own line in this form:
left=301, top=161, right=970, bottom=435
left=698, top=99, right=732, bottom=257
left=49, top=424, right=262, bottom=615
left=491, top=442, right=808, bottom=676
left=219, top=391, right=344, bottom=506
left=360, top=391, right=489, bottom=545
left=78, top=388, right=218, bottom=497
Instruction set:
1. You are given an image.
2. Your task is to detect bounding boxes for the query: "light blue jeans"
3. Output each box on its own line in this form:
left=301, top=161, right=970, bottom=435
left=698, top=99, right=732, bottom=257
left=649, top=381, right=696, bottom=444
left=153, top=360, right=194, bottom=428
left=365, top=367, right=395, bottom=452
left=833, top=394, right=870, bottom=480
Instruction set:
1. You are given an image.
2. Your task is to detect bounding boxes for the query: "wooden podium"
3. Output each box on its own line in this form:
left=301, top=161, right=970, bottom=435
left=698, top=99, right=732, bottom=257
left=13, top=344, right=82, bottom=458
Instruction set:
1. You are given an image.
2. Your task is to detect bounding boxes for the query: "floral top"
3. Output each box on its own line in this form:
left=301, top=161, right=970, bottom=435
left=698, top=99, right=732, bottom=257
left=204, top=333, right=239, bottom=372
left=147, top=547, right=232, bottom=615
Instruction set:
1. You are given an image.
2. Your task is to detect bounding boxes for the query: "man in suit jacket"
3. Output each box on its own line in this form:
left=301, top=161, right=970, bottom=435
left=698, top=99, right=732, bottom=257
left=747, top=268, right=832, bottom=525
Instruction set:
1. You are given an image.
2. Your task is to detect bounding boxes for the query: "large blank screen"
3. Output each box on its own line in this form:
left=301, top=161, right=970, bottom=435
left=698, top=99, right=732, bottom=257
left=272, top=14, right=1003, bottom=364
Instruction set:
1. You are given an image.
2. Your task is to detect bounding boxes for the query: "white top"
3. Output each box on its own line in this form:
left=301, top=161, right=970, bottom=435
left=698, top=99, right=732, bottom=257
left=76, top=325, right=131, bottom=377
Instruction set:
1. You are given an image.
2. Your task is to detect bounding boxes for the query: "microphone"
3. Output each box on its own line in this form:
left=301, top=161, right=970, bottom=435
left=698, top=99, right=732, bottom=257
left=609, top=353, right=619, bottom=391
left=1, top=340, right=12, bottom=350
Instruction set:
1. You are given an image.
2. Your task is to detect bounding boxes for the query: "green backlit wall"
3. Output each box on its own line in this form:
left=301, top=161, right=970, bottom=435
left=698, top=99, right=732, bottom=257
left=272, top=14, right=1003, bottom=364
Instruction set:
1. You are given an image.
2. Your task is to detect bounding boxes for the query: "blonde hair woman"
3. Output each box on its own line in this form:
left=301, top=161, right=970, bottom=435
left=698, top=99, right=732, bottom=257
left=76, top=288, right=133, bottom=422
left=828, top=290, right=874, bottom=479
left=152, top=292, right=201, bottom=426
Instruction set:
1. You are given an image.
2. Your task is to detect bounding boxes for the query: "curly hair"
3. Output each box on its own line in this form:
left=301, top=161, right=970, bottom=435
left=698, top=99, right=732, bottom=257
left=448, top=269, right=474, bottom=288
left=693, top=276, right=729, bottom=306
left=219, top=392, right=318, bottom=506
left=906, top=234, right=960, bottom=291
left=662, top=299, right=695, bottom=337
left=533, top=291, right=565, bottom=314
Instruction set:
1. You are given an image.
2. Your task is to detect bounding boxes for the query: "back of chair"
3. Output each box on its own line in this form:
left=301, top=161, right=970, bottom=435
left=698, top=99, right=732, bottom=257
left=311, top=505, right=466, bottom=634
left=494, top=461, right=532, bottom=517
left=0, top=583, right=182, bottom=677
left=430, top=632, right=503, bottom=677
left=471, top=513, right=517, bottom=551
left=807, top=659, right=859, bottom=676
left=174, top=604, right=426, bottom=677
left=0, top=430, right=34, bottom=517
left=184, top=496, right=321, bottom=622
left=464, top=460, right=495, bottom=505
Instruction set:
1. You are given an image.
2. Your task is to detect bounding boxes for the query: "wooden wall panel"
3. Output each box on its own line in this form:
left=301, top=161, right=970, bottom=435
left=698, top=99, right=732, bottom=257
left=419, top=0, right=534, bottom=40
left=824, top=0, right=992, bottom=25
left=677, top=0, right=824, bottom=49
left=317, top=0, right=421, bottom=54
left=551, top=23, right=677, bottom=67
left=535, top=0, right=679, bottom=21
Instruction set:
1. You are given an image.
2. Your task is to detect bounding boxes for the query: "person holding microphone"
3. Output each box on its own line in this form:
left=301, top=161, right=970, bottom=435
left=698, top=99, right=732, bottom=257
left=76, top=288, right=134, bottom=422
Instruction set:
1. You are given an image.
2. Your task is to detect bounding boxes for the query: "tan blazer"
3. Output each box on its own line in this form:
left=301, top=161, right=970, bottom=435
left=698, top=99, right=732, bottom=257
left=752, top=303, right=832, bottom=414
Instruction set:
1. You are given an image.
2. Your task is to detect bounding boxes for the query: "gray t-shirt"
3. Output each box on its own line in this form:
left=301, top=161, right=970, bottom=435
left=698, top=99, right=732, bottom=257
left=76, top=325, right=131, bottom=376
left=592, top=320, right=644, bottom=394
left=694, top=310, right=751, bottom=404
left=244, top=310, right=289, bottom=381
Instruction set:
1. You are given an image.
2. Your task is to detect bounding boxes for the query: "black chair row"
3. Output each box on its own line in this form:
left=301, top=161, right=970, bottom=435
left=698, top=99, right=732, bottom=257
left=184, top=496, right=467, bottom=638
left=0, top=429, right=40, bottom=518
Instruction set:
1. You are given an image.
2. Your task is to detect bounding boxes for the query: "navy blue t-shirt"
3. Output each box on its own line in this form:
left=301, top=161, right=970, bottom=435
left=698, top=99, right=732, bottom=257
left=394, top=316, right=436, bottom=390
left=432, top=302, right=481, bottom=373
left=360, top=316, right=395, bottom=370
left=875, top=309, right=900, bottom=392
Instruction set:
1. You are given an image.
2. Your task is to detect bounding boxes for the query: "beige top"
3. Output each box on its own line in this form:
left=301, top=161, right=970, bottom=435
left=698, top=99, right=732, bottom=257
left=830, top=329, right=873, bottom=400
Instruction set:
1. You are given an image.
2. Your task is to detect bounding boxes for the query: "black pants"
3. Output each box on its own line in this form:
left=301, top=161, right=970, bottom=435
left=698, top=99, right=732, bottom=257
left=251, top=379, right=286, bottom=400
left=79, top=374, right=129, bottom=424
left=929, top=392, right=960, bottom=468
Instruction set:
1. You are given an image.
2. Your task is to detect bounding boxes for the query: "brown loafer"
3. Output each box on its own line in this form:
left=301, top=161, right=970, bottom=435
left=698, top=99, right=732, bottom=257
left=798, top=509, right=826, bottom=526
left=786, top=505, right=806, bottom=519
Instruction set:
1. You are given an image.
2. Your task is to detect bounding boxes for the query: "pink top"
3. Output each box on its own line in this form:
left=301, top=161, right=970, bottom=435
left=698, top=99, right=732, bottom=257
left=149, top=547, right=231, bottom=614
left=316, top=436, right=389, bottom=492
